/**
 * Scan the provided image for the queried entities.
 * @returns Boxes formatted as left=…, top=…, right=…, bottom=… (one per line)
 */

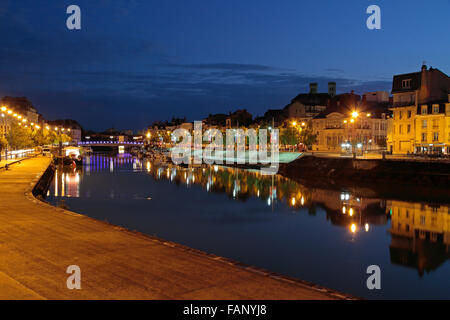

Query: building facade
left=311, top=111, right=388, bottom=152
left=388, top=65, right=450, bottom=154
left=47, top=119, right=83, bottom=143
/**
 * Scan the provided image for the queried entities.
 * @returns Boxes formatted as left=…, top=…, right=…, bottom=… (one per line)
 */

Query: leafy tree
left=6, top=123, right=33, bottom=149
left=32, top=128, right=48, bottom=146
left=54, top=133, right=72, bottom=144
left=299, top=121, right=317, bottom=149
left=0, top=135, right=8, bottom=159
left=280, top=127, right=300, bottom=146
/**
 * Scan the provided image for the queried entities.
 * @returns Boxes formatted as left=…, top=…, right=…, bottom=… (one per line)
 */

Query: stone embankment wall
left=279, top=156, right=450, bottom=201
left=32, top=161, right=55, bottom=198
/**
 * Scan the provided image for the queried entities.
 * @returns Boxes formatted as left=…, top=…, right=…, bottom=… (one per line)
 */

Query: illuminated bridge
left=77, top=141, right=144, bottom=147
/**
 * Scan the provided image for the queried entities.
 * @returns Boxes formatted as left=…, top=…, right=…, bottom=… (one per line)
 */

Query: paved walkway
left=0, top=157, right=349, bottom=300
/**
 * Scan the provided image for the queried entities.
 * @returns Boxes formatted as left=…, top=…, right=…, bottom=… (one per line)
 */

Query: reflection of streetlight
left=350, top=224, right=357, bottom=233
left=365, top=223, right=370, bottom=232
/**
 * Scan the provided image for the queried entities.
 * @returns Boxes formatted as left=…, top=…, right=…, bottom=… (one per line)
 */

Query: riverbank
left=279, top=156, right=450, bottom=202
left=0, top=156, right=350, bottom=300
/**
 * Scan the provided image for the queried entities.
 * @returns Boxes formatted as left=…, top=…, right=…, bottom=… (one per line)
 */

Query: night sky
left=1, top=0, right=449, bottom=131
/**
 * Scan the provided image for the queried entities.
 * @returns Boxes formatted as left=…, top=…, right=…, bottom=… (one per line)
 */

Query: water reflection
left=389, top=201, right=450, bottom=276
left=47, top=154, right=450, bottom=296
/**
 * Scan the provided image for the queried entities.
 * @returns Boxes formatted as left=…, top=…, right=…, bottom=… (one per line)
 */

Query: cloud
left=165, top=63, right=283, bottom=72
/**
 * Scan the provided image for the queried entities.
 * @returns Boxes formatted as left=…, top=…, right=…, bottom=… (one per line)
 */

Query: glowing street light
left=0, top=106, right=6, bottom=112
left=351, top=111, right=359, bottom=118
left=292, top=121, right=297, bottom=127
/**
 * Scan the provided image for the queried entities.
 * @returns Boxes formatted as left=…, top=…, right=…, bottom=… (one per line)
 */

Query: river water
left=46, top=153, right=450, bottom=299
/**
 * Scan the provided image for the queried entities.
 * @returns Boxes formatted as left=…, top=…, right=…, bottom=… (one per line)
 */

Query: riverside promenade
left=0, top=156, right=349, bottom=300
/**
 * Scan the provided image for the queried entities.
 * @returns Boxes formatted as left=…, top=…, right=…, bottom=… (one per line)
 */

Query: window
left=399, top=125, right=403, bottom=134
left=420, top=216, right=426, bottom=225
left=433, top=104, right=439, bottom=114
left=433, top=132, right=439, bottom=141
left=422, top=120, right=427, bottom=128
left=402, top=79, right=412, bottom=89
left=421, top=105, right=428, bottom=115
left=422, top=133, right=427, bottom=142
left=408, top=111, right=412, bottom=118
left=407, top=124, right=411, bottom=133
left=433, top=119, right=438, bottom=128
left=399, top=111, right=403, bottom=119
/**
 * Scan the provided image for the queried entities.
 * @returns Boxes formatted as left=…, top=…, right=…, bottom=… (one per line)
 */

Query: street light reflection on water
left=47, top=153, right=450, bottom=299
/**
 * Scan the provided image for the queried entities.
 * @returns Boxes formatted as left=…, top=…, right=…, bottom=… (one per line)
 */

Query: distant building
left=225, top=109, right=253, bottom=128
left=387, top=65, right=450, bottom=154
left=310, top=91, right=390, bottom=152
left=363, top=91, right=390, bottom=103
left=284, top=82, right=334, bottom=119
left=262, top=82, right=335, bottom=127
left=1, top=97, right=40, bottom=124
left=47, top=119, right=83, bottom=143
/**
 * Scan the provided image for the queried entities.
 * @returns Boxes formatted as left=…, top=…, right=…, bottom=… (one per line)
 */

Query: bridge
left=77, top=141, right=144, bottom=147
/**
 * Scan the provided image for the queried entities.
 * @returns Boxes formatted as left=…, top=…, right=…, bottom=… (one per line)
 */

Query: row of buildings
left=0, top=97, right=83, bottom=143
left=148, top=64, right=450, bottom=155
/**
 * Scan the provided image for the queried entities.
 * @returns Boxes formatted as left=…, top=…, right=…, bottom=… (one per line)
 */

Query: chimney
left=328, top=82, right=336, bottom=97
left=421, top=64, right=427, bottom=72
left=309, top=83, right=318, bottom=94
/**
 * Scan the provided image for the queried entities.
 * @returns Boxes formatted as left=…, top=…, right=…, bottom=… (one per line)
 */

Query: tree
left=6, top=123, right=33, bottom=150
left=280, top=127, right=300, bottom=146
left=54, top=133, right=72, bottom=144
left=0, top=135, right=8, bottom=160
left=299, top=121, right=317, bottom=149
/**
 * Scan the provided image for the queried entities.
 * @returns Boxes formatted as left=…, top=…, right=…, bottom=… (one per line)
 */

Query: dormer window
left=421, top=105, right=428, bottom=115
left=432, top=104, right=439, bottom=114
left=402, top=79, right=412, bottom=89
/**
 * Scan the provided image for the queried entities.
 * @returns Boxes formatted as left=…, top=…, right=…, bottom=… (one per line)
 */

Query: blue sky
left=0, top=0, right=449, bottom=130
